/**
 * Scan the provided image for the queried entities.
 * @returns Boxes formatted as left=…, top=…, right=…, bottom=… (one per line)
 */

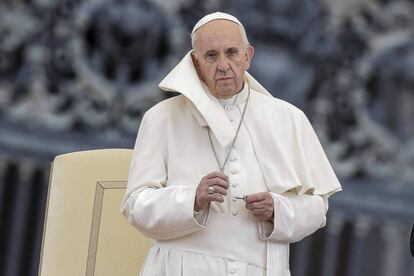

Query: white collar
left=215, top=82, right=249, bottom=107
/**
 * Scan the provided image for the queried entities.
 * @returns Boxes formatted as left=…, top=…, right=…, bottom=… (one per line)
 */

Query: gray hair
left=191, top=23, right=250, bottom=50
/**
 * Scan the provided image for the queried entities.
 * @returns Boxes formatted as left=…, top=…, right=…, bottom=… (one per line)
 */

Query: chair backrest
left=38, top=149, right=152, bottom=276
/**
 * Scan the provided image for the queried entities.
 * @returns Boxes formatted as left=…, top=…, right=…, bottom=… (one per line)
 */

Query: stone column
left=2, top=161, right=36, bottom=276
left=379, top=221, right=406, bottom=276
left=346, top=216, right=371, bottom=276
left=321, top=214, right=345, bottom=276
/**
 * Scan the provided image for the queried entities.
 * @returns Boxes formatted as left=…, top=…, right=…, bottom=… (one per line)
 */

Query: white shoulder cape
left=159, top=51, right=341, bottom=196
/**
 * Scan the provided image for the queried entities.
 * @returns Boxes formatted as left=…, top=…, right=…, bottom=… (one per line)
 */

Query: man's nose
left=217, top=56, right=230, bottom=71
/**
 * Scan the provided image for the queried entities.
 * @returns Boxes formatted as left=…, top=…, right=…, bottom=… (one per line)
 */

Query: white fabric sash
left=153, top=213, right=285, bottom=269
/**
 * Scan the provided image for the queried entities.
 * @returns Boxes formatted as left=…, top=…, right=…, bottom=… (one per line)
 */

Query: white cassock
left=121, top=50, right=342, bottom=276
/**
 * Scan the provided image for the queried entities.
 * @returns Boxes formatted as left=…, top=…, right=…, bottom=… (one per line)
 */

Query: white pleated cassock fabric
left=139, top=85, right=269, bottom=276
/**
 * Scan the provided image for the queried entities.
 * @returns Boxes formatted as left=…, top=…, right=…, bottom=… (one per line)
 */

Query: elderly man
left=122, top=12, right=341, bottom=276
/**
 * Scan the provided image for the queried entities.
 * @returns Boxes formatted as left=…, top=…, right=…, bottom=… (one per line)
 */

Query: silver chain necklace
left=207, top=86, right=251, bottom=173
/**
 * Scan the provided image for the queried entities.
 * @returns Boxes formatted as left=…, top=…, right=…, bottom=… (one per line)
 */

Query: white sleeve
left=121, top=111, right=208, bottom=240
left=258, top=192, right=328, bottom=243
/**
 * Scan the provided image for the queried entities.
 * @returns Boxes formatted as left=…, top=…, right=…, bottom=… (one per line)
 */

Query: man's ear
left=245, top=46, right=254, bottom=70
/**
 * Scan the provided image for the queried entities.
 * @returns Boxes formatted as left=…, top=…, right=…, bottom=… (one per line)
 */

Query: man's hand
left=245, top=192, right=274, bottom=221
left=194, top=171, right=229, bottom=212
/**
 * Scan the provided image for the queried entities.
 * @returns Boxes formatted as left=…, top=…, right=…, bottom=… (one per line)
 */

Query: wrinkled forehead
left=193, top=20, right=243, bottom=51
left=196, top=19, right=240, bottom=36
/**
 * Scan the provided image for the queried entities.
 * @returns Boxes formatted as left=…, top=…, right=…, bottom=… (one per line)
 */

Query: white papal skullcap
left=191, top=12, right=243, bottom=34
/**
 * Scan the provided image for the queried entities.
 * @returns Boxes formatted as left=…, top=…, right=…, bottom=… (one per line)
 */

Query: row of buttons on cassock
left=226, top=104, right=242, bottom=218
left=225, top=103, right=258, bottom=275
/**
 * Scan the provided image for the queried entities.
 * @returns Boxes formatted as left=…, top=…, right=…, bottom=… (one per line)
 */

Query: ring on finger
left=207, top=186, right=215, bottom=194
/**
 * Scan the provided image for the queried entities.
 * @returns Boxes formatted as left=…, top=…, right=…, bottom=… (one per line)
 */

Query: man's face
left=191, top=20, right=254, bottom=99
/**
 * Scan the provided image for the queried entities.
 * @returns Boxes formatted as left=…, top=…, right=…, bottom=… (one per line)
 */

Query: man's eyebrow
left=204, top=50, right=218, bottom=55
left=226, top=47, right=239, bottom=52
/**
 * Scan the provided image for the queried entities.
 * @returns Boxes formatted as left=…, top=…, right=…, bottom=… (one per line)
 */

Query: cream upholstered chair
left=38, top=149, right=152, bottom=276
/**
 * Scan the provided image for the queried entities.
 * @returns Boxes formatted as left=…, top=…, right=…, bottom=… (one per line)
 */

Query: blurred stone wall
left=0, top=0, right=413, bottom=275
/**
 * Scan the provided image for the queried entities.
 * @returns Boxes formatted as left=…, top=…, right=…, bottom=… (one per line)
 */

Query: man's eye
left=227, top=49, right=238, bottom=57
left=206, top=53, right=217, bottom=61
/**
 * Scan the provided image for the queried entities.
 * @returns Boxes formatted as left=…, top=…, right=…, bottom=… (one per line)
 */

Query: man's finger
left=246, top=201, right=271, bottom=210
left=251, top=208, right=268, bottom=215
left=245, top=192, right=272, bottom=204
left=206, top=185, right=227, bottom=196
left=204, top=171, right=229, bottom=181
left=206, top=178, right=229, bottom=189
left=209, top=193, right=224, bottom=203
left=245, top=201, right=261, bottom=210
